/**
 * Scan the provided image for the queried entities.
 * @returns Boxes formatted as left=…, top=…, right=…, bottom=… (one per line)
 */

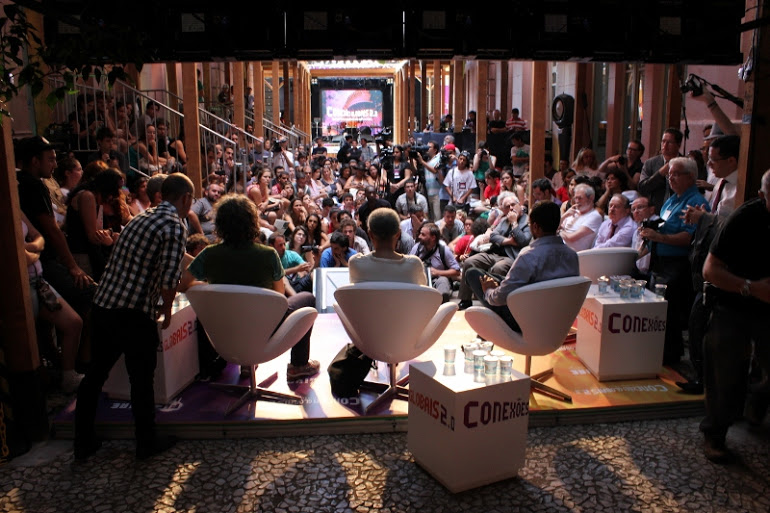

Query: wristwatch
left=740, top=279, right=752, bottom=297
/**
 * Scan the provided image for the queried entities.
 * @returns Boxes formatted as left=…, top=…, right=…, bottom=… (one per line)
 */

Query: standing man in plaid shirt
left=74, top=174, right=194, bottom=461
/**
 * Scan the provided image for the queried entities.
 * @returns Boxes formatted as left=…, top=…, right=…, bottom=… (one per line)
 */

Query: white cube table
left=408, top=360, right=531, bottom=493
left=104, top=294, right=199, bottom=404
left=576, top=284, right=667, bottom=381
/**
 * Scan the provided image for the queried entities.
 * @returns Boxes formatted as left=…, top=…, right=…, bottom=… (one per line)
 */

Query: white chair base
left=212, top=365, right=302, bottom=416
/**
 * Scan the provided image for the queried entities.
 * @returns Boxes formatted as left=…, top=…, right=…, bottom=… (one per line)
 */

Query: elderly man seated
left=592, top=194, right=635, bottom=248
left=559, top=183, right=603, bottom=251
left=457, top=192, right=531, bottom=310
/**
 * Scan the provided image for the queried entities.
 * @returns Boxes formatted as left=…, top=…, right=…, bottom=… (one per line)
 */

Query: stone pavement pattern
left=1, top=417, right=768, bottom=513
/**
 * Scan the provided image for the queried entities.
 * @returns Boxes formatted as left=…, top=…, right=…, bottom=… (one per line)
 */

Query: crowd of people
left=13, top=91, right=769, bottom=466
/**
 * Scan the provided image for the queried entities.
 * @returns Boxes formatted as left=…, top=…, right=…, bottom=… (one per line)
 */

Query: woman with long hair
left=186, top=194, right=320, bottom=380
left=572, top=147, right=600, bottom=177
left=128, top=176, right=151, bottom=216
left=305, top=212, right=329, bottom=253
left=65, top=168, right=123, bottom=280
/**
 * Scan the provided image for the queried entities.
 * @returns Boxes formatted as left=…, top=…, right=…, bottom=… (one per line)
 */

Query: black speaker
left=552, top=94, right=575, bottom=129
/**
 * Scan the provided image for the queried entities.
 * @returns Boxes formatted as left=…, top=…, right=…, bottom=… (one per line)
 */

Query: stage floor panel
left=53, top=312, right=703, bottom=439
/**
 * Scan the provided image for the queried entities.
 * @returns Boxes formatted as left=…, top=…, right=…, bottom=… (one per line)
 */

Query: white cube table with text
left=408, top=360, right=531, bottom=493
left=576, top=285, right=667, bottom=381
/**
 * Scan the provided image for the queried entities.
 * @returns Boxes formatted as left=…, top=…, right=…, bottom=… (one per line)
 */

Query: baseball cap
left=444, top=143, right=456, bottom=151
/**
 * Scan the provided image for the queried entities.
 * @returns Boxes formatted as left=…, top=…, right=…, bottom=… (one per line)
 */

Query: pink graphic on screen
left=322, top=90, right=383, bottom=131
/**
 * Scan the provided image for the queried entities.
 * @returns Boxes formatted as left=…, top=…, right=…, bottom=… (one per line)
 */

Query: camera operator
left=416, top=141, right=444, bottom=221
left=271, top=136, right=295, bottom=175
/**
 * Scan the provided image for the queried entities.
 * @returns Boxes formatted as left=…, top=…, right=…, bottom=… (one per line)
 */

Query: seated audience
left=593, top=194, right=635, bottom=248
left=559, top=183, right=603, bottom=251
left=320, top=231, right=357, bottom=268
left=409, top=222, right=461, bottom=302
left=268, top=232, right=314, bottom=293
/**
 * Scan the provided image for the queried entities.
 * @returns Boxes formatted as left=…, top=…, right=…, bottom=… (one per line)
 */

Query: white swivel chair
left=333, top=282, right=458, bottom=414
left=464, top=276, right=591, bottom=402
left=577, top=247, right=639, bottom=282
left=186, top=284, right=318, bottom=415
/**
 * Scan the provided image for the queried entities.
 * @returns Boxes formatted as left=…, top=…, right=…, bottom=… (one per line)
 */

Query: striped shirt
left=94, top=201, right=187, bottom=318
left=505, top=117, right=528, bottom=132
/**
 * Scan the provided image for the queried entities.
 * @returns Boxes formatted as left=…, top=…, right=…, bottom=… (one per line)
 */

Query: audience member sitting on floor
left=349, top=208, right=426, bottom=285
left=466, top=201, right=580, bottom=332
left=592, top=194, right=635, bottom=248
left=186, top=194, right=320, bottom=381
left=558, top=183, right=603, bottom=251
left=410, top=222, right=461, bottom=302
left=339, top=218, right=370, bottom=256
left=268, top=232, right=314, bottom=294
left=320, top=231, right=357, bottom=268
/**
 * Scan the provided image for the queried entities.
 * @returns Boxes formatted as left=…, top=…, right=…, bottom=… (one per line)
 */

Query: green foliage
left=0, top=3, right=151, bottom=121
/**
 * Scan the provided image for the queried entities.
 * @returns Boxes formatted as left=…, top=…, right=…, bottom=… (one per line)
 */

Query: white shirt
left=561, top=209, right=603, bottom=251
left=712, top=170, right=738, bottom=218
left=443, top=167, right=476, bottom=203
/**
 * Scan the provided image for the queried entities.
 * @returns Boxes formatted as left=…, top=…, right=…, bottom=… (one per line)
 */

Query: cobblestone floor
left=1, top=416, right=768, bottom=513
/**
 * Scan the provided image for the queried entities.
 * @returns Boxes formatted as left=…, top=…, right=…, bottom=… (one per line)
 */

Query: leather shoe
left=703, top=437, right=732, bottom=464
left=457, top=300, right=473, bottom=311
left=676, top=380, right=704, bottom=395
left=136, top=435, right=177, bottom=461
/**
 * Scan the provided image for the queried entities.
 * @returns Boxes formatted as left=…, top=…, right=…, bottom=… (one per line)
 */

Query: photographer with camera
left=639, top=157, right=709, bottom=366
left=598, top=140, right=645, bottom=189
left=271, top=136, right=295, bottom=175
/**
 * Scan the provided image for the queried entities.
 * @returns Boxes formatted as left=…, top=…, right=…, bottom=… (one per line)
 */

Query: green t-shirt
left=188, top=242, right=284, bottom=289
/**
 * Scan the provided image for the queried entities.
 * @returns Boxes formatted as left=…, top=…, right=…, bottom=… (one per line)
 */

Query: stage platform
left=52, top=312, right=703, bottom=440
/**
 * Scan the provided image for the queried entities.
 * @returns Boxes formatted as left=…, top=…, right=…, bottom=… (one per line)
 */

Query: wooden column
left=606, top=63, right=626, bottom=156
left=224, top=63, right=231, bottom=91
left=477, top=61, right=489, bottom=145
left=420, top=61, right=427, bottom=130
left=232, top=62, right=245, bottom=138
left=182, top=63, right=203, bottom=196
left=453, top=59, right=465, bottom=139
left=202, top=63, right=211, bottom=105
left=272, top=60, right=281, bottom=126
left=500, top=60, right=510, bottom=120
left=0, top=110, right=49, bottom=440
left=394, top=70, right=402, bottom=142
left=305, top=69, right=313, bottom=135
left=283, top=60, right=291, bottom=125
left=530, top=61, right=549, bottom=207
left=409, top=60, right=416, bottom=135
left=293, top=61, right=301, bottom=130
left=738, top=0, right=770, bottom=202
left=252, top=62, right=265, bottom=140
left=165, top=63, right=179, bottom=111
left=665, top=65, right=682, bottom=131
left=433, top=60, right=443, bottom=125
left=641, top=63, right=667, bottom=163
left=572, top=63, right=593, bottom=160
left=402, top=68, right=409, bottom=140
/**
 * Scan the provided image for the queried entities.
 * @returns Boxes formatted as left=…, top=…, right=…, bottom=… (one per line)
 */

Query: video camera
left=374, top=127, right=393, bottom=146
left=409, top=144, right=430, bottom=160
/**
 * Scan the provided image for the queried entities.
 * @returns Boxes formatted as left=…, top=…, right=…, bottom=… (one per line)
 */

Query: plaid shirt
left=94, top=201, right=187, bottom=318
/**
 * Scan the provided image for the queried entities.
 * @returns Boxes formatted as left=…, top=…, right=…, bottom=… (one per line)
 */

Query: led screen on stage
left=321, top=89, right=383, bottom=135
